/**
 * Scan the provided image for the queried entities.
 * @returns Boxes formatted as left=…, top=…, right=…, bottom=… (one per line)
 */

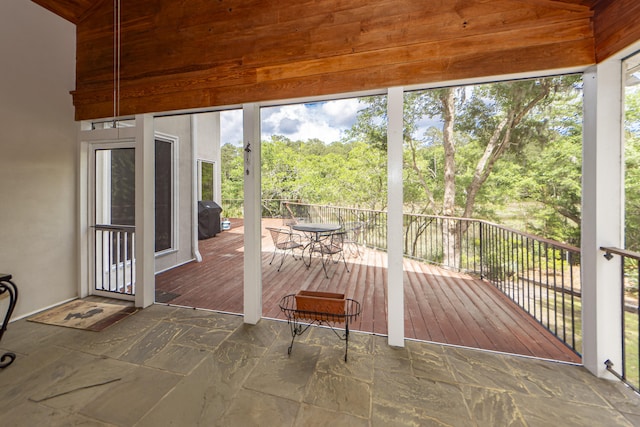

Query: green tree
left=220, top=143, right=244, bottom=216
left=625, top=86, right=640, bottom=251
left=261, top=135, right=302, bottom=204
left=351, top=75, right=583, bottom=265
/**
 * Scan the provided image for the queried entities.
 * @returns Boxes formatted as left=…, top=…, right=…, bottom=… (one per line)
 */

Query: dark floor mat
left=155, top=290, right=180, bottom=304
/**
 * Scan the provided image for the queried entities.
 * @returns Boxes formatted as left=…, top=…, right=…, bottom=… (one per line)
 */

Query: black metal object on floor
left=0, top=273, right=18, bottom=369
left=279, top=293, right=361, bottom=362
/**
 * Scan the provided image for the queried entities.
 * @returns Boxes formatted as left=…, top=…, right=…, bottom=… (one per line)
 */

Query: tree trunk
left=440, top=88, right=460, bottom=268
left=462, top=81, right=551, bottom=220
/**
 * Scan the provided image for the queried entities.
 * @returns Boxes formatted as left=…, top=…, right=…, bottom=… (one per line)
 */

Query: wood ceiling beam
left=30, top=0, right=97, bottom=24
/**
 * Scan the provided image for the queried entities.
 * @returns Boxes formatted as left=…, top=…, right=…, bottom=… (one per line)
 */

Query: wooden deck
left=156, top=218, right=581, bottom=363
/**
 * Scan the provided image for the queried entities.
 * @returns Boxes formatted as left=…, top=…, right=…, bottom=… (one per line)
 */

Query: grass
left=625, top=310, right=640, bottom=388
left=532, top=289, right=639, bottom=390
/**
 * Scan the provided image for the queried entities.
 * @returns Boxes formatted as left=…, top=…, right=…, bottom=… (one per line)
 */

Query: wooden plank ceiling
left=28, top=0, right=640, bottom=121
left=30, top=0, right=603, bottom=24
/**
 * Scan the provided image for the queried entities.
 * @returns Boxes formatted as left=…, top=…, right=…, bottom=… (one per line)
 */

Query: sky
left=220, top=98, right=367, bottom=146
left=219, top=95, right=441, bottom=146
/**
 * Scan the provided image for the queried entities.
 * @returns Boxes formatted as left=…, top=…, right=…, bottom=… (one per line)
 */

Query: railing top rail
left=409, top=212, right=580, bottom=252
left=280, top=202, right=581, bottom=253
left=601, top=246, right=640, bottom=261
left=284, top=201, right=387, bottom=215
left=477, top=219, right=580, bottom=253
left=93, top=224, right=136, bottom=232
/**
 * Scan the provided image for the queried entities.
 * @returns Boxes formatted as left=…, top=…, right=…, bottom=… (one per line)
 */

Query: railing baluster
left=116, top=230, right=122, bottom=293
left=560, top=249, right=566, bottom=343
left=636, top=259, right=640, bottom=388
left=519, top=234, right=525, bottom=311
left=570, top=251, right=576, bottom=350
left=108, top=230, right=113, bottom=291
left=535, top=241, right=541, bottom=325
left=621, top=255, right=627, bottom=381
left=93, top=224, right=136, bottom=296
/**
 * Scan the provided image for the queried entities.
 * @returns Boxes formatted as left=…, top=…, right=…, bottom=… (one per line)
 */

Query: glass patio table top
left=291, top=223, right=341, bottom=236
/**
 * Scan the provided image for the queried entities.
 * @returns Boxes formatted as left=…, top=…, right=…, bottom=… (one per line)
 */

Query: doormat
left=28, top=299, right=138, bottom=332
left=155, top=290, right=180, bottom=304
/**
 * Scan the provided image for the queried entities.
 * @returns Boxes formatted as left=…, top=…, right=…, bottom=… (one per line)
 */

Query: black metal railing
left=479, top=221, right=581, bottom=354
left=287, top=203, right=388, bottom=250
left=93, top=224, right=136, bottom=296
left=600, top=246, right=640, bottom=393
left=220, top=198, right=298, bottom=221
left=403, top=214, right=483, bottom=273
left=284, top=202, right=582, bottom=355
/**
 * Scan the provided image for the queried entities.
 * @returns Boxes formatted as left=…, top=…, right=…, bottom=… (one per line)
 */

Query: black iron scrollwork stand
left=0, top=274, right=18, bottom=369
left=279, top=294, right=361, bottom=362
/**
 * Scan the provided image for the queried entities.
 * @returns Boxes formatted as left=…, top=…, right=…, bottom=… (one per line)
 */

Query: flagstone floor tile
left=1, top=302, right=639, bottom=426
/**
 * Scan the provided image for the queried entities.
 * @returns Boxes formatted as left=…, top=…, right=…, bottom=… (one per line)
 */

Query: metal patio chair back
left=266, top=227, right=304, bottom=271
left=311, top=231, right=350, bottom=278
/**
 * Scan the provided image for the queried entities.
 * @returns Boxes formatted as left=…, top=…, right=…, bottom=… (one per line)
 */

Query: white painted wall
left=195, top=112, right=222, bottom=206
left=0, top=1, right=77, bottom=318
left=154, top=116, right=196, bottom=273
left=153, top=113, right=222, bottom=273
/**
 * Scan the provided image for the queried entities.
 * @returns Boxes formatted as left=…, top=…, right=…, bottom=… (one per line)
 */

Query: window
left=199, top=160, right=215, bottom=201
left=109, top=148, right=135, bottom=226
left=625, top=52, right=640, bottom=252
left=155, top=138, right=176, bottom=253
left=94, top=137, right=177, bottom=256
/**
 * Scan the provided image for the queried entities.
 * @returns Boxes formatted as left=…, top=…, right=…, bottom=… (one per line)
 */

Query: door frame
left=90, top=141, right=136, bottom=300
left=78, top=116, right=155, bottom=307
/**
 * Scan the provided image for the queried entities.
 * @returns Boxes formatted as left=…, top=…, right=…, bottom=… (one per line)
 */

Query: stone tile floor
left=1, top=303, right=639, bottom=426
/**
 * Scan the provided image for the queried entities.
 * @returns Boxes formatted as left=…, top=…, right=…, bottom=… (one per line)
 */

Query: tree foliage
left=221, top=75, right=596, bottom=247
left=625, top=86, right=640, bottom=251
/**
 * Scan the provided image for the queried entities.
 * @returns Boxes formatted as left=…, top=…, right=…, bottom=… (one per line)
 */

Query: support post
left=190, top=115, right=202, bottom=263
left=387, top=86, right=405, bottom=347
left=135, top=114, right=156, bottom=308
left=78, top=122, right=90, bottom=298
left=243, top=103, right=262, bottom=324
left=582, top=60, right=624, bottom=378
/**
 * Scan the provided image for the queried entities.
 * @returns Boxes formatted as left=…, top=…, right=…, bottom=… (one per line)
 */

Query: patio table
left=291, top=223, right=341, bottom=267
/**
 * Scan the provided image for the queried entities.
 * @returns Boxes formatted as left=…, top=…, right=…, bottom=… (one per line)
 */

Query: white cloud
left=322, top=99, right=362, bottom=127
left=220, top=109, right=243, bottom=146
left=219, top=98, right=368, bottom=145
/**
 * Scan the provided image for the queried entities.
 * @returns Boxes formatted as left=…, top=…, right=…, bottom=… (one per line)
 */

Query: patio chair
left=341, top=220, right=364, bottom=258
left=311, top=231, right=350, bottom=278
left=283, top=203, right=306, bottom=229
left=267, top=227, right=304, bottom=271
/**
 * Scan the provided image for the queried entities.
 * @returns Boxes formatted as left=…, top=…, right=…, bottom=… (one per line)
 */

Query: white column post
left=212, top=112, right=222, bottom=206
left=190, top=115, right=203, bottom=262
left=387, top=86, right=405, bottom=347
left=582, top=60, right=624, bottom=378
left=135, top=114, right=156, bottom=308
left=243, top=103, right=262, bottom=324
left=77, top=122, right=91, bottom=299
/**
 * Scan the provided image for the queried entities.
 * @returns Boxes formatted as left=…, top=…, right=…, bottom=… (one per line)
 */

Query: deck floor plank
left=155, top=218, right=581, bottom=363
